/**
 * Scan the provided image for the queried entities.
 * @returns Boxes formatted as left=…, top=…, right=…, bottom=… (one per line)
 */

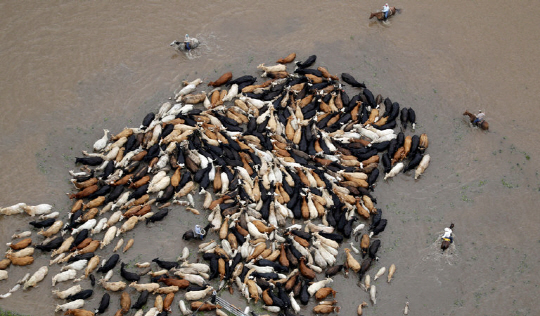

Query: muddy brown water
left=1, top=1, right=539, bottom=315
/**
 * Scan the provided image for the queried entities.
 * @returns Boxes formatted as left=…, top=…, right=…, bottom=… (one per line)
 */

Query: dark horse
left=369, top=7, right=401, bottom=20
left=441, top=238, right=451, bottom=252
left=463, top=110, right=489, bottom=131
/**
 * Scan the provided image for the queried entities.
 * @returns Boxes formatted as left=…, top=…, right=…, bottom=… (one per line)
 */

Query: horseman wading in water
left=382, top=3, right=390, bottom=20
left=473, top=110, right=485, bottom=126
left=184, top=34, right=191, bottom=51
left=442, top=223, right=455, bottom=244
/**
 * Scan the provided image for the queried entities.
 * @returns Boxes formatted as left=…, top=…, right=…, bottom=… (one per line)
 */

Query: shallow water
left=1, top=1, right=539, bottom=315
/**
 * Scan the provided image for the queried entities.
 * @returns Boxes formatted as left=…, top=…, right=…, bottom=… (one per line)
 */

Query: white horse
left=170, top=38, right=200, bottom=51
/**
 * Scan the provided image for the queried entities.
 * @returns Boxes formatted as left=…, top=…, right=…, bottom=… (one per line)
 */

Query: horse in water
left=441, top=238, right=451, bottom=252
left=463, top=110, right=489, bottom=131
left=170, top=38, right=200, bottom=52
left=369, top=7, right=400, bottom=20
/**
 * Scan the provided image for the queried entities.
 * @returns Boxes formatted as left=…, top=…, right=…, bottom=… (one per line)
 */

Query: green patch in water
left=501, top=178, right=515, bottom=188
left=0, top=309, right=28, bottom=316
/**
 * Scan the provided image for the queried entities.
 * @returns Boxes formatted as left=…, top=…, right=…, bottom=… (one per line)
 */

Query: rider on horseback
left=382, top=3, right=390, bottom=20
left=473, top=110, right=485, bottom=126
left=184, top=34, right=191, bottom=51
left=442, top=223, right=455, bottom=243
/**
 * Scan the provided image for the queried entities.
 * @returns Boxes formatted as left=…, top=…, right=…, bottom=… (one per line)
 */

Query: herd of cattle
left=0, top=53, right=429, bottom=315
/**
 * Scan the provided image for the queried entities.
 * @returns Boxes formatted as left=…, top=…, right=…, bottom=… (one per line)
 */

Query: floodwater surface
left=1, top=1, right=539, bottom=315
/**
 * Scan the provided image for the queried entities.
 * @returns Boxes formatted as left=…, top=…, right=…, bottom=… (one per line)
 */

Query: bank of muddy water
left=1, top=1, right=540, bottom=316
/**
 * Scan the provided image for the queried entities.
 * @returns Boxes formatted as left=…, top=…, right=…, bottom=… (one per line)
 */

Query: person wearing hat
left=382, top=3, right=390, bottom=19
left=442, top=223, right=455, bottom=243
left=184, top=34, right=191, bottom=51
left=473, top=110, right=485, bottom=126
